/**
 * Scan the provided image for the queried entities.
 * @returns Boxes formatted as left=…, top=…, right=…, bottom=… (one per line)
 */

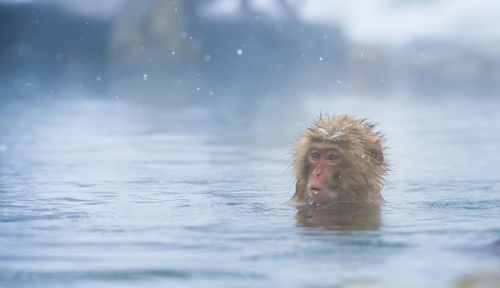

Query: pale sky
left=299, top=0, right=500, bottom=44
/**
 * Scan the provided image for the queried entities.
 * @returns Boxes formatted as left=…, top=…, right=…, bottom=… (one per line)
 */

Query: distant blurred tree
left=110, top=0, right=201, bottom=72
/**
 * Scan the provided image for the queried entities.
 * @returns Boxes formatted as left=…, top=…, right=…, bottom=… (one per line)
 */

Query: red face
left=306, top=143, right=344, bottom=204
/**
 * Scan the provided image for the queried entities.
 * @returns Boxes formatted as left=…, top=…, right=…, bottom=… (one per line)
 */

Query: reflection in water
left=295, top=203, right=381, bottom=230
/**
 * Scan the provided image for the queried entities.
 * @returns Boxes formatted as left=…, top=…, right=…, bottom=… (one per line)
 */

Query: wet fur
left=291, top=115, right=389, bottom=204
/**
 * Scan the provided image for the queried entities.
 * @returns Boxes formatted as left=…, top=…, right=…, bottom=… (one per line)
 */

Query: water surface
left=1, top=94, right=499, bottom=287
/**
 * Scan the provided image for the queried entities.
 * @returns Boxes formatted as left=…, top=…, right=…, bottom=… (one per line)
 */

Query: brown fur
left=291, top=115, right=389, bottom=204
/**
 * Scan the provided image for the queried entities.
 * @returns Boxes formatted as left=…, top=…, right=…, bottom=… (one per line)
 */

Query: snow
left=329, top=131, right=344, bottom=139
left=317, top=128, right=328, bottom=136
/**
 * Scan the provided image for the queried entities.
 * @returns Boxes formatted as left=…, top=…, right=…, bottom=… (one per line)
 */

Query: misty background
left=2, top=0, right=499, bottom=103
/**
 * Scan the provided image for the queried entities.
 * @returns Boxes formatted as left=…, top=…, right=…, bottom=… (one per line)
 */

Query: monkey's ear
left=368, top=140, right=384, bottom=166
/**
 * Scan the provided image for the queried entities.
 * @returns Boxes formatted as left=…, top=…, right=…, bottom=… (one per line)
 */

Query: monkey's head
left=292, top=115, right=388, bottom=206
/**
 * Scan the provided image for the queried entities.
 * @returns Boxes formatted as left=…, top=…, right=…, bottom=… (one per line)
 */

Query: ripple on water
left=1, top=97, right=500, bottom=287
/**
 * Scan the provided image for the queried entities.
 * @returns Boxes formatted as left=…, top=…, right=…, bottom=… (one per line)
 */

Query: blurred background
left=2, top=0, right=499, bottom=103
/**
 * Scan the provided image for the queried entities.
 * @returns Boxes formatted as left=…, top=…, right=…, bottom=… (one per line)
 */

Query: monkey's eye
left=309, top=152, right=320, bottom=160
left=328, top=153, right=339, bottom=161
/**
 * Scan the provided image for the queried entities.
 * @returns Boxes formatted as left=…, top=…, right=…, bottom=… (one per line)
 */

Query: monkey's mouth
left=308, top=187, right=329, bottom=204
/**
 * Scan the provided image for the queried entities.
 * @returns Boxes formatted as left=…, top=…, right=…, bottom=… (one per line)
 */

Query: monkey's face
left=306, top=142, right=344, bottom=205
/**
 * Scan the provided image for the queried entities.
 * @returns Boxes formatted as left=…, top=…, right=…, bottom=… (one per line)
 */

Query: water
left=1, top=94, right=499, bottom=287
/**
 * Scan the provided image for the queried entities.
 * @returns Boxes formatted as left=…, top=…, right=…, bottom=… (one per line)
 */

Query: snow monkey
left=290, top=115, right=388, bottom=207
